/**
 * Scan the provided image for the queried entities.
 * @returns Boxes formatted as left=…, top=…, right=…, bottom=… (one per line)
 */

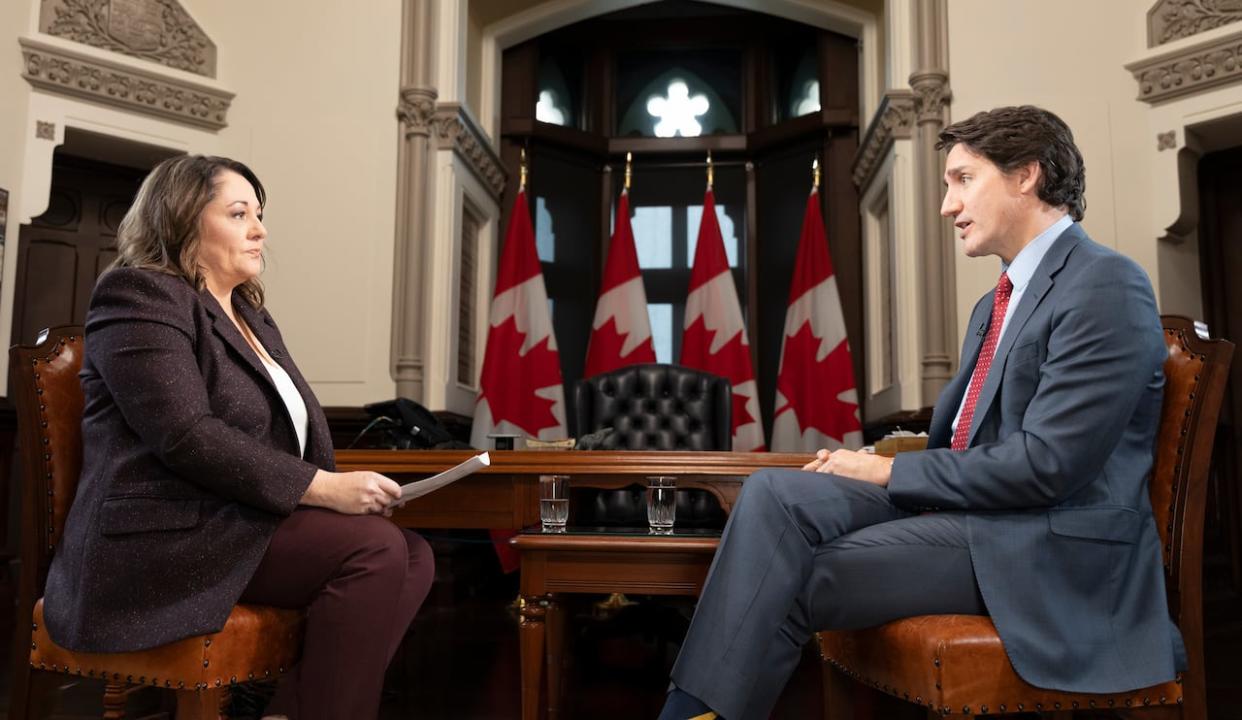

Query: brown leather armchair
left=818, top=315, right=1233, bottom=719
left=10, top=326, right=304, bottom=720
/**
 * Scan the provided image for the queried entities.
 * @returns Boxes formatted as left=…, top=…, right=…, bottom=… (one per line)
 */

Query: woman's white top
left=255, top=341, right=309, bottom=457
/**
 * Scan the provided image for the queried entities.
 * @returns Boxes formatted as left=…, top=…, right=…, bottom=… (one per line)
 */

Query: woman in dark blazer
left=42, top=155, right=433, bottom=720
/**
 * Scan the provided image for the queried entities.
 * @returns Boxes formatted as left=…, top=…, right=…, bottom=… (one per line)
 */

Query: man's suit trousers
left=670, top=469, right=987, bottom=720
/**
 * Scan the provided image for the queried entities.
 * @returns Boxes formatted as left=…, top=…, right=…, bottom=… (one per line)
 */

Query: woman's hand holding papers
left=301, top=470, right=402, bottom=516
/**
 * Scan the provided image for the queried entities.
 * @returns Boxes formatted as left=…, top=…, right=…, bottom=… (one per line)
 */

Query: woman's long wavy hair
left=113, top=155, right=267, bottom=308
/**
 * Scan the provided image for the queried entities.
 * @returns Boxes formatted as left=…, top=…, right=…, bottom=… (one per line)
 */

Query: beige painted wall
left=946, top=0, right=1201, bottom=346
left=0, top=0, right=403, bottom=405
left=188, top=0, right=402, bottom=406
left=0, top=0, right=35, bottom=374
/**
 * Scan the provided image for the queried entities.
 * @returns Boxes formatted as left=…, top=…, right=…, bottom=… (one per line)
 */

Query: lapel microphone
left=270, top=348, right=284, bottom=360
left=976, top=322, right=986, bottom=337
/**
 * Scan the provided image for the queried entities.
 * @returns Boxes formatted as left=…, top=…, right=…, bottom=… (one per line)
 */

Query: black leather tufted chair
left=574, top=363, right=731, bottom=451
left=573, top=364, right=731, bottom=528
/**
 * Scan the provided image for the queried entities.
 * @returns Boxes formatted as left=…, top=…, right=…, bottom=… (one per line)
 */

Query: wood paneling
left=11, top=156, right=145, bottom=345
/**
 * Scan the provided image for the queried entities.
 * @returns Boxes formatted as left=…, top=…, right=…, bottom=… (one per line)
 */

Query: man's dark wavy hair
left=936, top=105, right=1086, bottom=221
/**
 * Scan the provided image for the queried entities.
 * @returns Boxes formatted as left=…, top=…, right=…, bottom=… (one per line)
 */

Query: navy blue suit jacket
left=890, top=224, right=1182, bottom=692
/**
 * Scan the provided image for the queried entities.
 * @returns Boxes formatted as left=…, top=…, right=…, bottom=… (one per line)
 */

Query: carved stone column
left=392, top=0, right=437, bottom=401
left=910, top=0, right=956, bottom=402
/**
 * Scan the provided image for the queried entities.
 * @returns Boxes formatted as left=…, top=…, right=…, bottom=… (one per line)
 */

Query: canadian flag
left=584, top=190, right=656, bottom=376
left=681, top=190, right=765, bottom=452
left=471, top=189, right=567, bottom=449
left=771, top=190, right=862, bottom=451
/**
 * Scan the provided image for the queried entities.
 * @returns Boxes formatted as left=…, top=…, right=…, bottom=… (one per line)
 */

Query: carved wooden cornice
left=39, top=0, right=217, bottom=77
left=852, top=90, right=915, bottom=190
left=19, top=36, right=232, bottom=130
left=1148, top=0, right=1242, bottom=47
left=1126, top=24, right=1242, bottom=104
left=431, top=102, right=506, bottom=200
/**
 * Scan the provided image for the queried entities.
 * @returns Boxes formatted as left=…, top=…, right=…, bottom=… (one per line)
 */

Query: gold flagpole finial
left=812, top=156, right=820, bottom=193
left=519, top=147, right=528, bottom=191
left=706, top=150, right=714, bottom=190
left=624, top=151, right=632, bottom=193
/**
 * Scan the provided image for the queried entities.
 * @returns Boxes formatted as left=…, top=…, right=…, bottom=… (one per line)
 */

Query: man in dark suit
left=659, top=106, right=1181, bottom=720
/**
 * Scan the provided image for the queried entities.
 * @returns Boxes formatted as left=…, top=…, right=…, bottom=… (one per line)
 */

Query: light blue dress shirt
left=950, top=214, right=1074, bottom=437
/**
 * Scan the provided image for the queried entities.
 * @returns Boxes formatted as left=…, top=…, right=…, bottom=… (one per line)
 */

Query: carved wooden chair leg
left=173, top=687, right=228, bottom=720
left=102, top=680, right=128, bottom=719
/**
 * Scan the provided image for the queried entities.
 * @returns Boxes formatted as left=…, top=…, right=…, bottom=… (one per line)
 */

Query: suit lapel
left=965, top=225, right=1084, bottom=446
left=201, top=289, right=275, bottom=390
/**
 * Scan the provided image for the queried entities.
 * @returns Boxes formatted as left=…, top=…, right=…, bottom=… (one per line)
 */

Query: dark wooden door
left=1196, top=144, right=1242, bottom=714
left=11, top=155, right=145, bottom=344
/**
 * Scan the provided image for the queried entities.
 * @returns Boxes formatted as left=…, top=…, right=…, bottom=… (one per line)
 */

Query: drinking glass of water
left=647, top=476, right=676, bottom=534
left=539, top=475, right=569, bottom=531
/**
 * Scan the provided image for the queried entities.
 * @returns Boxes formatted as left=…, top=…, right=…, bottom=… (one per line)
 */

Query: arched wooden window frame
left=497, top=6, right=863, bottom=440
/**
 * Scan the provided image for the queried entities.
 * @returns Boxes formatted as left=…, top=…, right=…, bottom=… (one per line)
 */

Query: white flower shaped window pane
left=647, top=80, right=710, bottom=138
left=618, top=69, right=737, bottom=137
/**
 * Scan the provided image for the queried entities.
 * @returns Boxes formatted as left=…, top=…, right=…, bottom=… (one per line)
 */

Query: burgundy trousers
left=239, top=507, right=435, bottom=719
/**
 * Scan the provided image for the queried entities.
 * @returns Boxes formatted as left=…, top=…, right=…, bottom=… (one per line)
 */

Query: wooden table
left=334, top=449, right=810, bottom=529
left=333, top=450, right=809, bottom=718
left=512, top=529, right=721, bottom=720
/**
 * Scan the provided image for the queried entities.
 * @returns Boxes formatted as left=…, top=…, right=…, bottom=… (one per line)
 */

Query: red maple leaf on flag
left=587, top=317, right=656, bottom=377
left=682, top=316, right=758, bottom=429
left=477, top=315, right=563, bottom=436
left=775, top=323, right=862, bottom=444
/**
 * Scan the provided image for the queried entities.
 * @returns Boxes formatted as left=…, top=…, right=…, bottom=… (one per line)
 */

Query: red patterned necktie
left=951, top=272, right=1014, bottom=451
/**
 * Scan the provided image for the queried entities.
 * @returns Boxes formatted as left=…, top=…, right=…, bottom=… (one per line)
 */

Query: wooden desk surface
left=336, top=449, right=810, bottom=476
left=333, top=449, right=811, bottom=529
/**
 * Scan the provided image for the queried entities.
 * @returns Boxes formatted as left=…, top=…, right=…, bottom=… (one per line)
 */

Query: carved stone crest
left=39, top=0, right=217, bottom=77
left=108, top=0, right=162, bottom=51
left=1149, top=0, right=1242, bottom=47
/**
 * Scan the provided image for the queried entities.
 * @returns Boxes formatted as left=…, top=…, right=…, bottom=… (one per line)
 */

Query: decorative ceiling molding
left=431, top=102, right=506, bottom=200
left=1126, top=24, right=1242, bottom=104
left=39, top=0, right=217, bottom=77
left=20, top=36, right=233, bottom=130
left=1148, top=0, right=1242, bottom=47
left=853, top=90, right=915, bottom=189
